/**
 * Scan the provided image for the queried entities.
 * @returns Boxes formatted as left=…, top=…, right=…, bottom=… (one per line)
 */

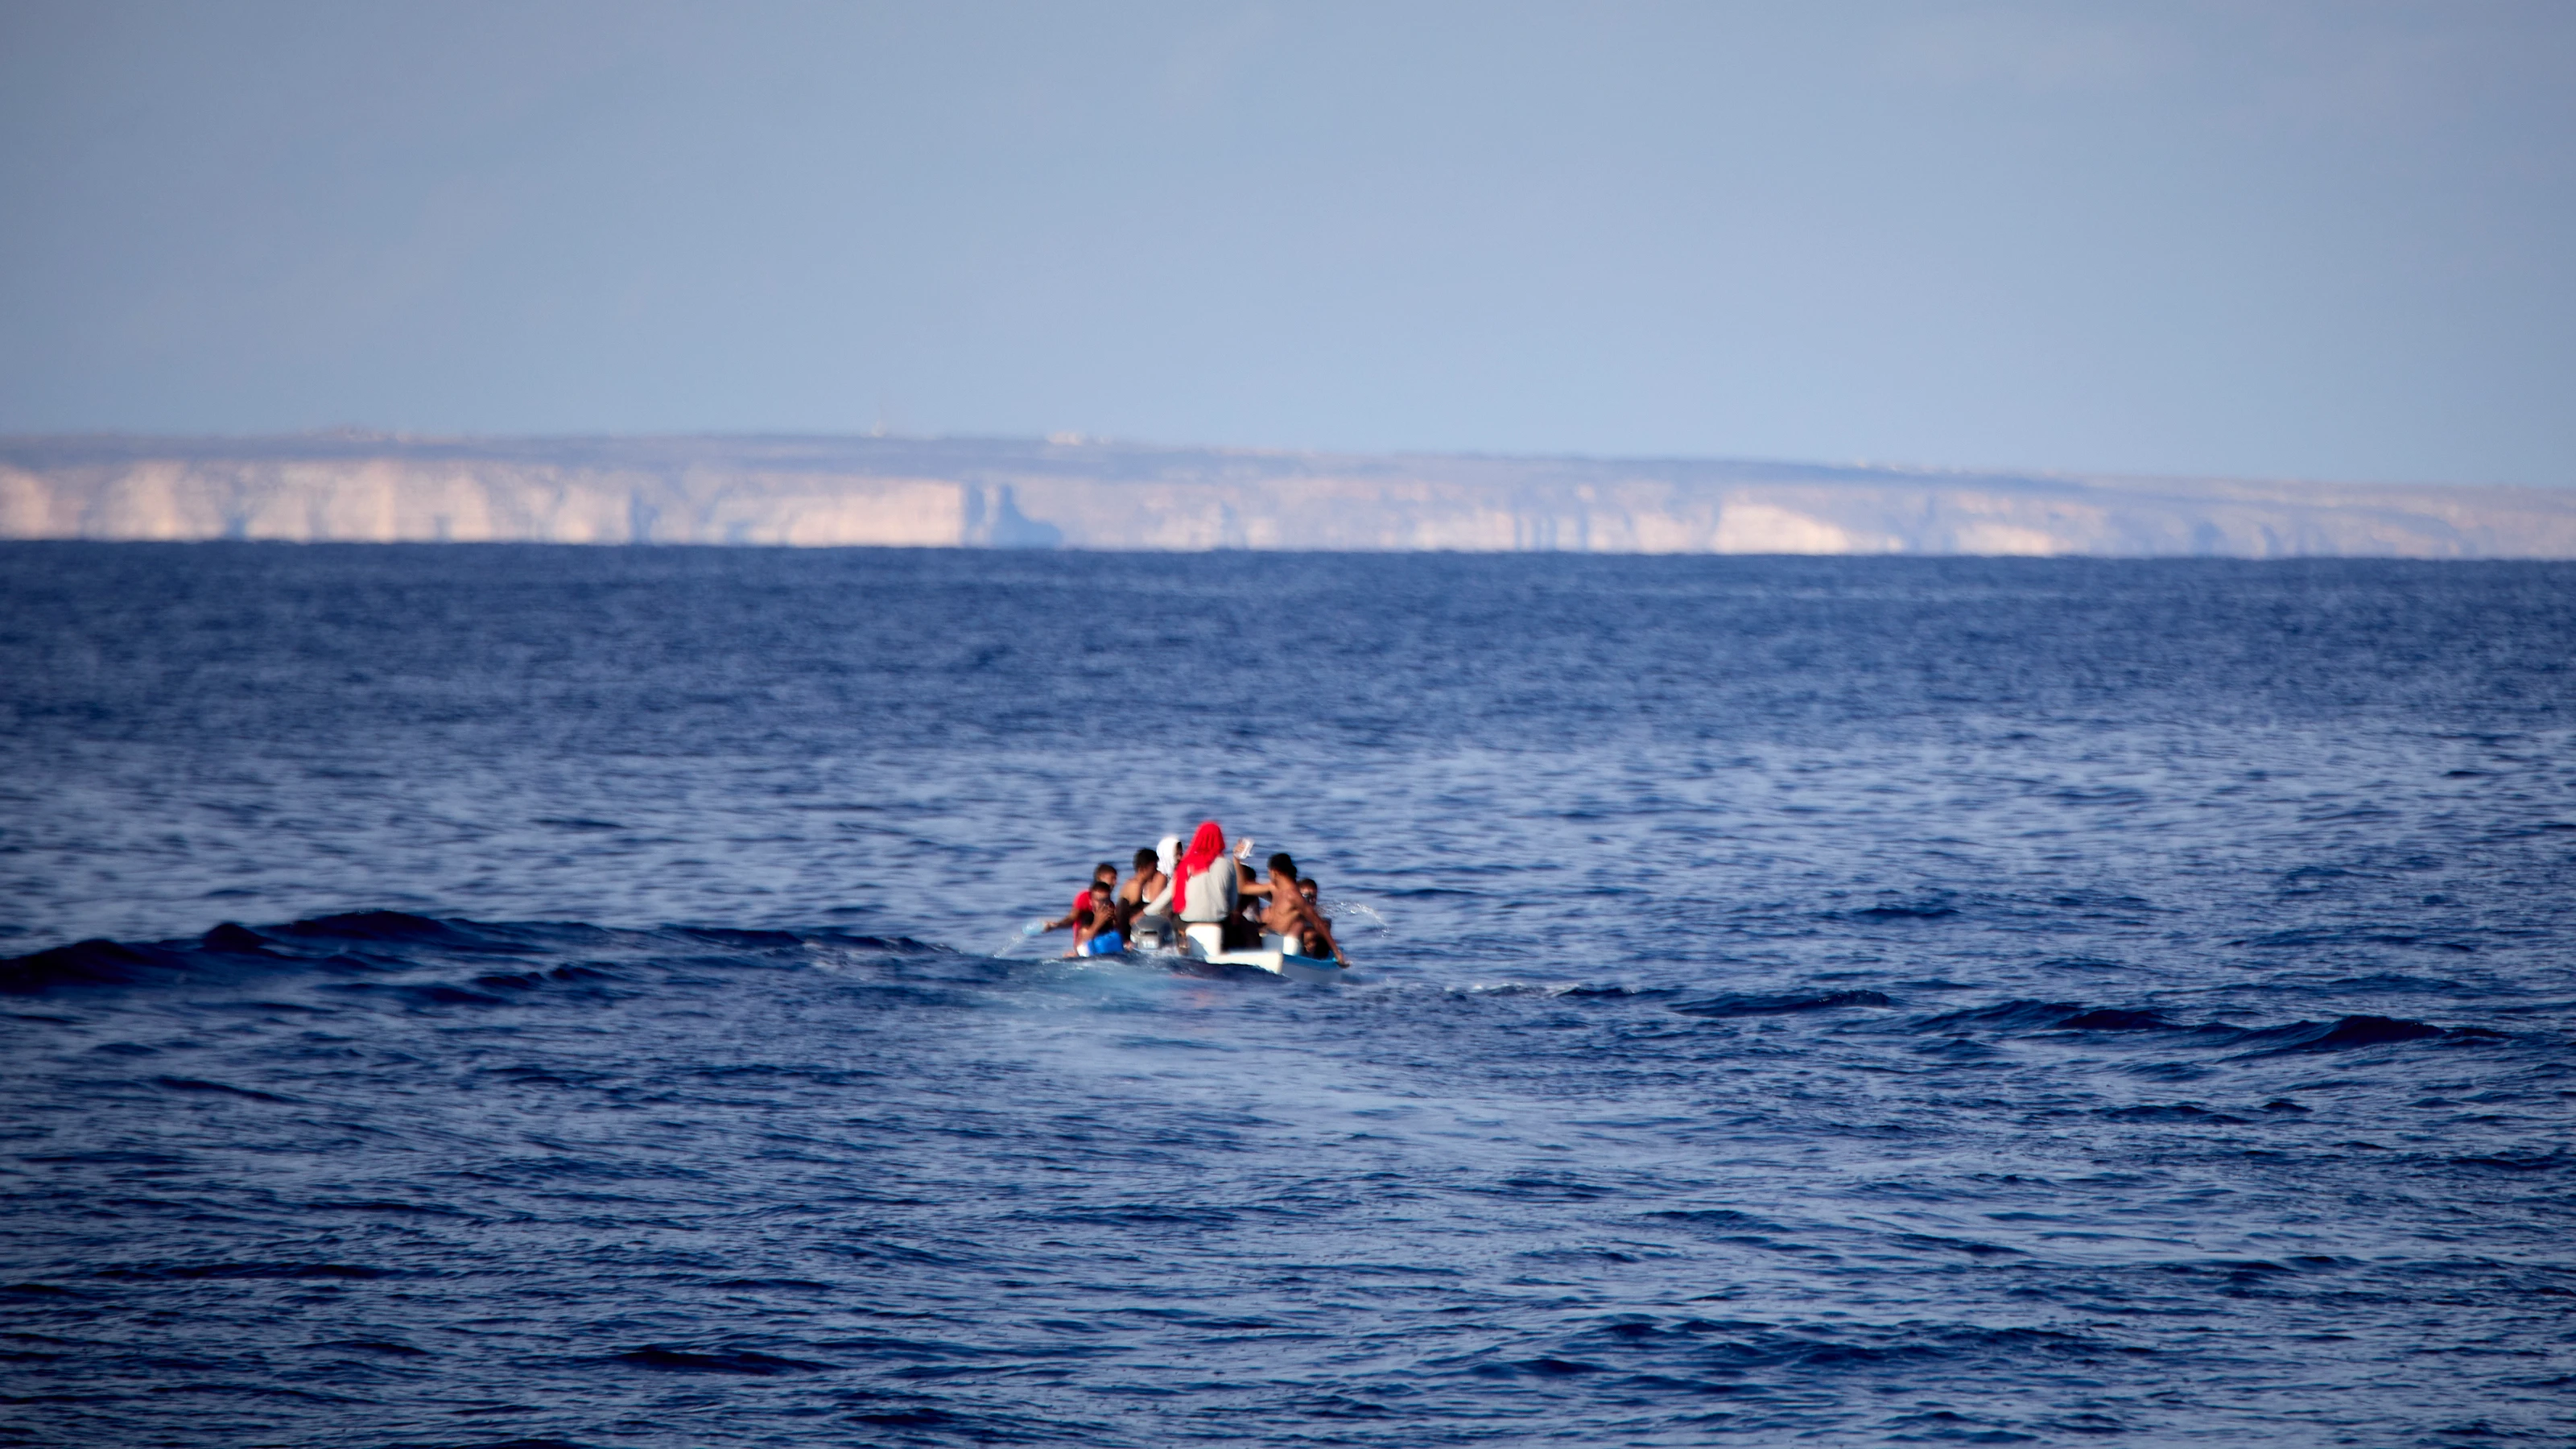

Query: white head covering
left=1156, top=835, right=1181, bottom=877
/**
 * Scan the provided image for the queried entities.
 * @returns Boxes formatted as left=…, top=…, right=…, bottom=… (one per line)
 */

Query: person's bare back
left=1256, top=853, right=1346, bottom=964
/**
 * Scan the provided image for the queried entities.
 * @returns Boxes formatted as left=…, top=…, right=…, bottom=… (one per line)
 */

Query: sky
left=2, top=1, right=2572, bottom=486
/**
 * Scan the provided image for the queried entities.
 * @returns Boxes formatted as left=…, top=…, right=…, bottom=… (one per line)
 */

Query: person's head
left=1299, top=877, right=1319, bottom=902
left=1268, top=852, right=1297, bottom=881
left=1133, top=847, right=1157, bottom=873
left=1093, top=861, right=1117, bottom=886
left=1088, top=880, right=1112, bottom=902
left=1187, top=821, right=1224, bottom=860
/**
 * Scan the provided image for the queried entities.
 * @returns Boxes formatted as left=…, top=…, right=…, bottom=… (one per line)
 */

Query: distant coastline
left=5, top=433, right=2571, bottom=558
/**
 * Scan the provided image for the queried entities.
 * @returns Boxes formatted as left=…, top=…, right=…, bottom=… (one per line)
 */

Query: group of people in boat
left=1038, top=819, right=1349, bottom=967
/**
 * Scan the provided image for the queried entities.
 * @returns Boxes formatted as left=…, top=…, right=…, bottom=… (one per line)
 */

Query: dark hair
left=1267, top=852, right=1296, bottom=878
left=1093, top=861, right=1116, bottom=879
left=1133, top=848, right=1157, bottom=868
left=1299, top=877, right=1319, bottom=894
left=1088, top=880, right=1111, bottom=895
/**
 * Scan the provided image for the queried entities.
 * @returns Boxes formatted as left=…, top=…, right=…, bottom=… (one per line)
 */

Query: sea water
left=1, top=543, right=2570, bottom=1447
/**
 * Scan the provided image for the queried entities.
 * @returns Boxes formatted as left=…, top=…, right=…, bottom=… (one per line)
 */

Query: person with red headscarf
left=1166, top=819, right=1249, bottom=951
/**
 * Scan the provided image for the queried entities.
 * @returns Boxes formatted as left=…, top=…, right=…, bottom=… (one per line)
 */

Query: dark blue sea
left=2, top=543, right=2571, bottom=1447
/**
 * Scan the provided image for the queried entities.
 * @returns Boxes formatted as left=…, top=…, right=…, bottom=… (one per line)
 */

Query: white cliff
left=3, top=434, right=2570, bottom=557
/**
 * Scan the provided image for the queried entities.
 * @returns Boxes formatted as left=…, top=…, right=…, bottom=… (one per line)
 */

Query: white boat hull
left=1179, top=923, right=1347, bottom=981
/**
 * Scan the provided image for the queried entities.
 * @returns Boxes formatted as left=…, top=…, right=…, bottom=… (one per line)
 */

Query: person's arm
left=1042, top=891, right=1092, bottom=931
left=1295, top=895, right=1349, bottom=965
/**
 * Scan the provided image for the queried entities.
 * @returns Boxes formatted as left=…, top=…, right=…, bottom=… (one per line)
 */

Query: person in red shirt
left=1063, top=879, right=1121, bottom=957
left=1042, top=862, right=1118, bottom=937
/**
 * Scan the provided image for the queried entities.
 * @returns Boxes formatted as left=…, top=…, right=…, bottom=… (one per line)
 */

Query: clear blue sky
left=2, top=1, right=2571, bottom=485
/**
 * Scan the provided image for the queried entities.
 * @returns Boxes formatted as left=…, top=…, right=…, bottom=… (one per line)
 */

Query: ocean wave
left=0, top=913, right=950, bottom=1000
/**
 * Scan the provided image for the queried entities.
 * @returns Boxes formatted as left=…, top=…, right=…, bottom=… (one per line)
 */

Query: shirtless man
left=1253, top=852, right=1348, bottom=965
left=1116, top=846, right=1166, bottom=939
left=1234, top=846, right=1292, bottom=912
left=1295, top=877, right=1336, bottom=960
